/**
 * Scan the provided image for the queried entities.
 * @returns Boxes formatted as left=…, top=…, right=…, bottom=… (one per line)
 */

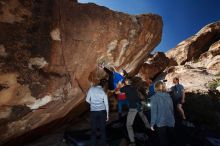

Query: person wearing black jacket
left=119, top=78, right=150, bottom=146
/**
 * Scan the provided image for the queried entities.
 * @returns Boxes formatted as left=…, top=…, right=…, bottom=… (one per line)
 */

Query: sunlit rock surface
left=140, top=23, right=220, bottom=90
left=153, top=22, right=220, bottom=132
left=0, top=0, right=162, bottom=144
left=166, top=21, right=220, bottom=65
left=164, top=65, right=217, bottom=93
left=150, top=21, right=220, bottom=93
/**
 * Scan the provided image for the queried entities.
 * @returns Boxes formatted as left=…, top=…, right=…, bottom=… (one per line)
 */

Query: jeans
left=90, top=110, right=106, bottom=146
left=126, top=108, right=150, bottom=143
left=118, top=99, right=129, bottom=113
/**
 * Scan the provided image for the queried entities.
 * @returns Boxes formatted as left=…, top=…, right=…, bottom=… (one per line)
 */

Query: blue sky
left=79, top=0, right=220, bottom=52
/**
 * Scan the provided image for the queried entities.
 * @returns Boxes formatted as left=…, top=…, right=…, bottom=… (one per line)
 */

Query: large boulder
left=0, top=0, right=162, bottom=144
left=139, top=52, right=176, bottom=81
left=166, top=21, right=220, bottom=65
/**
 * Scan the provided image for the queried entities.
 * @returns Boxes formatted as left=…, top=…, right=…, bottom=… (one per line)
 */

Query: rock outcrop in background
left=140, top=21, right=220, bottom=131
left=166, top=21, right=220, bottom=65
left=0, top=0, right=162, bottom=144
left=139, top=52, right=177, bottom=81
left=164, top=22, right=220, bottom=92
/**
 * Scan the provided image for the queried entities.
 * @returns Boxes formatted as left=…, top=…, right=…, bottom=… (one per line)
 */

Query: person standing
left=120, top=78, right=150, bottom=146
left=86, top=79, right=109, bottom=146
left=115, top=81, right=129, bottom=120
left=150, top=81, right=175, bottom=146
left=171, top=77, right=186, bottom=120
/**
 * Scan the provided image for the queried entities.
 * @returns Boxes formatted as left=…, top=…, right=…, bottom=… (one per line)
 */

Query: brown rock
left=184, top=39, right=220, bottom=75
left=199, top=40, right=220, bottom=74
left=139, top=52, right=176, bottom=80
left=166, top=21, right=220, bottom=65
left=0, top=0, right=162, bottom=144
left=164, top=65, right=217, bottom=93
left=156, top=24, right=220, bottom=93
left=0, top=0, right=31, bottom=24
left=200, top=39, right=220, bottom=59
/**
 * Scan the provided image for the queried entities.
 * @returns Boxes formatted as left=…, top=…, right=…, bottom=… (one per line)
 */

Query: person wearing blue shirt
left=150, top=81, right=175, bottom=146
left=86, top=79, right=109, bottom=146
left=99, top=64, right=124, bottom=91
left=171, top=77, right=186, bottom=120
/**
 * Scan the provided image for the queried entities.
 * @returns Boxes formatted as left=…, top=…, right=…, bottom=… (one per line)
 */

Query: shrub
left=208, top=78, right=220, bottom=90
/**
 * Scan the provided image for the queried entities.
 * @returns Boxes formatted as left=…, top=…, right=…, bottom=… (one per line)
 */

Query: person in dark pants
left=86, top=79, right=109, bottom=146
left=170, top=77, right=186, bottom=120
left=119, top=78, right=150, bottom=146
left=150, top=81, right=176, bottom=146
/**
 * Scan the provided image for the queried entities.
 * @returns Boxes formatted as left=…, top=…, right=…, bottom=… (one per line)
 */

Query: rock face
left=0, top=0, right=162, bottom=144
left=166, top=21, right=220, bottom=65
left=196, top=40, right=220, bottom=75
left=154, top=21, right=220, bottom=93
left=139, top=52, right=176, bottom=81
left=152, top=22, right=220, bottom=131
left=166, top=38, right=220, bottom=92
left=163, top=65, right=217, bottom=93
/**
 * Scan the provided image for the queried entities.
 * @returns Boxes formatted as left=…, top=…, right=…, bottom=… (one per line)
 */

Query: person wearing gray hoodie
left=150, top=81, right=175, bottom=146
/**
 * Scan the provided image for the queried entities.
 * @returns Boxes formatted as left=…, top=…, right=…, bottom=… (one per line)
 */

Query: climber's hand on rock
left=98, top=63, right=104, bottom=69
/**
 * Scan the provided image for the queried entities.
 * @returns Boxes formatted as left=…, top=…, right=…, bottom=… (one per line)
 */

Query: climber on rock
left=98, top=63, right=125, bottom=91
left=99, top=63, right=126, bottom=111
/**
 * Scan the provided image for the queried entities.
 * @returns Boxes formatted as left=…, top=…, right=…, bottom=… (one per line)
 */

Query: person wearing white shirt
left=86, top=79, right=109, bottom=146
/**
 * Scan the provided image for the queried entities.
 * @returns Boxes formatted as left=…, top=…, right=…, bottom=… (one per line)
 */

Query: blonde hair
left=154, top=81, right=166, bottom=92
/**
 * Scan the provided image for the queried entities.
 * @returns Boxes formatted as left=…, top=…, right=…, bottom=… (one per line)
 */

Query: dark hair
left=99, top=79, right=107, bottom=87
left=174, top=77, right=179, bottom=81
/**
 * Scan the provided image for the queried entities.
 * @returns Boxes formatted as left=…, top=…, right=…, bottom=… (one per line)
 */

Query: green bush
left=208, top=78, right=220, bottom=90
